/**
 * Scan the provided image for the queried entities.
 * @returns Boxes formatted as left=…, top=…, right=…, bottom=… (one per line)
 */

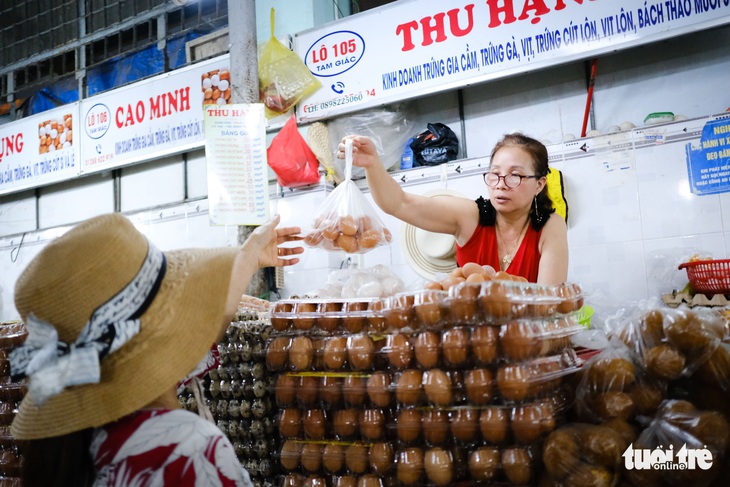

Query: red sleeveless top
left=456, top=223, right=543, bottom=282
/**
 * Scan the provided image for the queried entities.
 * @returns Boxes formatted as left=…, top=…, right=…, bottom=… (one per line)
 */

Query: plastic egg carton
left=445, top=281, right=584, bottom=325
left=269, top=298, right=381, bottom=335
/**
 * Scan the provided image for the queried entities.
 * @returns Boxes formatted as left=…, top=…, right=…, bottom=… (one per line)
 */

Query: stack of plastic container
left=0, top=321, right=27, bottom=487
left=266, top=280, right=585, bottom=486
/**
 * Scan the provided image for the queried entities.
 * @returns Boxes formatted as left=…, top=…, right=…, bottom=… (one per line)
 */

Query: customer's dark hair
left=479, top=133, right=555, bottom=230
left=21, top=429, right=95, bottom=487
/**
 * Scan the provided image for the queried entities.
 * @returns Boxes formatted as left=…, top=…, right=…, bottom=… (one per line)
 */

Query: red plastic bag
left=267, top=115, right=320, bottom=188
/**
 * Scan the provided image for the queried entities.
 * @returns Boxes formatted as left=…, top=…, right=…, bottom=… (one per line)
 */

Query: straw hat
left=11, top=213, right=238, bottom=440
left=401, top=189, right=466, bottom=279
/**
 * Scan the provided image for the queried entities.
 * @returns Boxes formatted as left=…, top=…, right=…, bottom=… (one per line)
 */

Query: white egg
left=619, top=121, right=636, bottom=131
left=218, top=79, right=229, bottom=91
left=357, top=281, right=384, bottom=298
left=202, top=78, right=212, bottom=90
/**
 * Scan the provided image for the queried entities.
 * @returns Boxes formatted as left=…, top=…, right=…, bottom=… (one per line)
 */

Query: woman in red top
left=337, top=133, right=568, bottom=285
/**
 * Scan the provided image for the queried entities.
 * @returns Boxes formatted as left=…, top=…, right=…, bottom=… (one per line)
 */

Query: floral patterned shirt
left=91, top=409, right=253, bottom=487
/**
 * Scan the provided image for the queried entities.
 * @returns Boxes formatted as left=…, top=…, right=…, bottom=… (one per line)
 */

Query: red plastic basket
left=678, top=259, right=730, bottom=295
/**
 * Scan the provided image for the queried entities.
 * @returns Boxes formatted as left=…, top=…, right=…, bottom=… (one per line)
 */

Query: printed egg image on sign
left=304, top=30, right=365, bottom=77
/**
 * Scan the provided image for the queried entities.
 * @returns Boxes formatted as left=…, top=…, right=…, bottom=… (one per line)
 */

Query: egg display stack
left=180, top=301, right=279, bottom=487
left=0, top=321, right=27, bottom=486
left=266, top=280, right=585, bottom=486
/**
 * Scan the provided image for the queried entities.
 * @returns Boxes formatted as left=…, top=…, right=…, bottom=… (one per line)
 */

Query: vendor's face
left=486, top=146, right=545, bottom=213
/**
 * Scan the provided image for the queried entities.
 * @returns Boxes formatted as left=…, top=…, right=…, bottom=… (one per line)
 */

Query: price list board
left=204, top=104, right=269, bottom=225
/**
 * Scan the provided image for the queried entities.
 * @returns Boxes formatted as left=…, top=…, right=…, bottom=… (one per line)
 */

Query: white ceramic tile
left=635, top=141, right=722, bottom=239
left=569, top=241, right=648, bottom=303
left=563, top=152, right=642, bottom=246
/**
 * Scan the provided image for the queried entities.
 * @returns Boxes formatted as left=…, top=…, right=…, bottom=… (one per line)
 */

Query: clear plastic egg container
left=0, top=321, right=27, bottom=349
left=377, top=290, right=450, bottom=333
left=378, top=318, right=583, bottom=372
left=444, top=281, right=583, bottom=325
left=390, top=391, right=569, bottom=449
left=269, top=298, right=379, bottom=335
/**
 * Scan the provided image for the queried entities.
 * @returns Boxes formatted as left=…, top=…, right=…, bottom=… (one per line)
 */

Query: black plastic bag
left=410, top=122, right=459, bottom=166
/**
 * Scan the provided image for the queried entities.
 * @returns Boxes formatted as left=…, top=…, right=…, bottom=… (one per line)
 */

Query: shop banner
left=204, top=104, right=270, bottom=226
left=686, top=117, right=730, bottom=195
left=80, top=55, right=231, bottom=174
left=0, top=104, right=81, bottom=195
left=294, top=0, right=730, bottom=121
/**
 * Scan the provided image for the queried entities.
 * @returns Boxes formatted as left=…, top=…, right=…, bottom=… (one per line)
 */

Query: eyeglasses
left=483, top=172, right=539, bottom=188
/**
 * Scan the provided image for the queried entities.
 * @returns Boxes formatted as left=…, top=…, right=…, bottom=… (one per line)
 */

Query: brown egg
left=497, top=364, right=532, bottom=401
left=397, top=408, right=422, bottom=443
left=266, top=337, right=290, bottom=370
left=441, top=327, right=469, bottom=367
left=422, top=409, right=450, bottom=445
left=275, top=374, right=297, bottom=407
left=414, top=331, right=440, bottom=369
left=303, top=409, right=327, bottom=440
left=397, top=447, right=424, bottom=486
left=324, top=336, right=348, bottom=370
left=422, top=369, right=452, bottom=406
left=345, top=444, right=369, bottom=474
left=468, top=446, right=500, bottom=481
left=294, top=302, right=318, bottom=330
left=347, top=335, right=375, bottom=370
left=359, top=229, right=382, bottom=249
left=356, top=475, right=382, bottom=487
left=386, top=333, right=413, bottom=369
left=336, top=234, right=360, bottom=253
left=369, top=441, right=394, bottom=475
left=300, top=443, right=323, bottom=473
left=450, top=408, right=479, bottom=442
left=280, top=440, right=301, bottom=470
left=323, top=443, right=346, bottom=473
left=479, top=407, right=508, bottom=444
left=339, top=215, right=358, bottom=236
left=319, top=376, right=343, bottom=409
left=501, top=321, right=540, bottom=360
left=297, top=376, right=320, bottom=408
left=333, top=408, right=359, bottom=439
left=304, top=230, right=324, bottom=247
left=322, top=220, right=340, bottom=240
left=342, top=375, right=367, bottom=407
left=366, top=371, right=392, bottom=407
left=502, top=447, right=533, bottom=485
left=424, top=447, right=453, bottom=486
left=385, top=293, right=415, bottom=330
left=289, top=336, right=314, bottom=371
left=279, top=408, right=302, bottom=438
left=318, top=301, right=343, bottom=332
left=395, top=369, right=423, bottom=405
left=343, top=301, right=368, bottom=333
left=464, top=368, right=493, bottom=405
left=367, top=299, right=387, bottom=332
left=359, top=408, right=386, bottom=440
left=271, top=302, right=293, bottom=331
left=461, top=262, right=485, bottom=278
left=510, top=405, right=543, bottom=444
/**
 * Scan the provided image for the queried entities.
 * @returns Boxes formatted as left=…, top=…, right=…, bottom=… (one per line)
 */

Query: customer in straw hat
left=10, top=212, right=303, bottom=486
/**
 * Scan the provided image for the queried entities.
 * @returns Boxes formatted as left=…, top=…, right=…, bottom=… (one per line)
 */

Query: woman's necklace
left=496, top=219, right=529, bottom=268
